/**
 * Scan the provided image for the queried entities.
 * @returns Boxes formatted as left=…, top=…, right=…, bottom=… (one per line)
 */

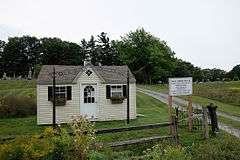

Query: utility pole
left=127, top=70, right=130, bottom=124
left=52, top=67, right=56, bottom=128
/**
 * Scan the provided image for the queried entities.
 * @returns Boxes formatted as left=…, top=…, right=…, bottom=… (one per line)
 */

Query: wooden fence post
left=168, top=95, right=173, bottom=134
left=188, top=95, right=193, bottom=131
left=172, top=116, right=179, bottom=144
left=202, top=107, right=209, bottom=139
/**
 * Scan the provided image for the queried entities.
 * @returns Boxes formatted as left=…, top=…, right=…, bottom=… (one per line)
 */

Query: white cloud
left=0, top=0, right=239, bottom=71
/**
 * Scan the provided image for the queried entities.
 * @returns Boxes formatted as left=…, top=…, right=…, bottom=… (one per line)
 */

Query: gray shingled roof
left=37, top=65, right=136, bottom=85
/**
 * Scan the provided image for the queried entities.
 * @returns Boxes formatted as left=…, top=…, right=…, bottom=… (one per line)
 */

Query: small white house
left=37, top=63, right=136, bottom=125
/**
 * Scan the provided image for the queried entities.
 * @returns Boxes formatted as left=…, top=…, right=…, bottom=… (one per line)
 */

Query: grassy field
left=0, top=80, right=240, bottom=158
left=0, top=80, right=36, bottom=97
left=0, top=91, right=231, bottom=155
left=138, top=81, right=240, bottom=117
left=218, top=116, right=240, bottom=128
left=0, top=92, right=169, bottom=141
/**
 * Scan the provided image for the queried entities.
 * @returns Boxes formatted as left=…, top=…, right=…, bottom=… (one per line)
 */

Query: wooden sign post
left=168, top=95, right=173, bottom=133
left=168, top=77, right=193, bottom=132
left=188, top=95, right=193, bottom=132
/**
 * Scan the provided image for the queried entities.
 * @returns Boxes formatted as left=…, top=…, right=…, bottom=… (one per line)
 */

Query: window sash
left=111, top=85, right=123, bottom=97
left=55, top=86, right=66, bottom=99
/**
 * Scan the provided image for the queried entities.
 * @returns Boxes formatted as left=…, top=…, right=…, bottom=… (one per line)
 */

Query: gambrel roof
left=37, top=65, right=136, bottom=85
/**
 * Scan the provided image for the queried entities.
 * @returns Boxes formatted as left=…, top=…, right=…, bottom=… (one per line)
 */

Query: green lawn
left=138, top=84, right=168, bottom=93
left=0, top=80, right=36, bottom=97
left=0, top=116, right=46, bottom=140
left=138, top=81, right=240, bottom=106
left=190, top=96, right=240, bottom=117
left=0, top=80, right=239, bottom=158
left=138, top=82, right=240, bottom=117
left=218, top=116, right=240, bottom=128
left=0, top=89, right=239, bottom=158
left=0, top=92, right=169, bottom=142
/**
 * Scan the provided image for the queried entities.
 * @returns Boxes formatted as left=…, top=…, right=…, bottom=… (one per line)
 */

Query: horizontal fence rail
left=96, top=122, right=172, bottom=134
left=96, top=118, right=178, bottom=147
left=108, top=135, right=174, bottom=147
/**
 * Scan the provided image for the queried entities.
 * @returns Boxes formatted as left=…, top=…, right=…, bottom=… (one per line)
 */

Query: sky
left=0, top=0, right=239, bottom=71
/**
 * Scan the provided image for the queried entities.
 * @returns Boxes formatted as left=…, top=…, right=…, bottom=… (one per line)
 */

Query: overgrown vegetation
left=0, top=95, right=36, bottom=118
left=1, top=118, right=240, bottom=159
left=0, top=80, right=36, bottom=118
left=0, top=116, right=99, bottom=160
left=143, top=133, right=240, bottom=160
left=193, top=81, right=240, bottom=106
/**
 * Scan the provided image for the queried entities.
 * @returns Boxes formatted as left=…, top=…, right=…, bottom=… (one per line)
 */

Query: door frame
left=80, top=83, right=98, bottom=118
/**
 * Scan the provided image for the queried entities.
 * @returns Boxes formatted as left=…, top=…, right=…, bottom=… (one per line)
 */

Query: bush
left=0, top=116, right=98, bottom=160
left=190, top=134, right=240, bottom=160
left=0, top=135, right=51, bottom=160
left=70, top=115, right=97, bottom=159
left=43, top=127, right=73, bottom=160
left=144, top=141, right=191, bottom=160
left=0, top=95, right=36, bottom=118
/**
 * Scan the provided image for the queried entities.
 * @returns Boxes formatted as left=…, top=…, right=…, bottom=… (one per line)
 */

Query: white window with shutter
left=55, top=86, right=66, bottom=99
left=111, top=85, right=123, bottom=97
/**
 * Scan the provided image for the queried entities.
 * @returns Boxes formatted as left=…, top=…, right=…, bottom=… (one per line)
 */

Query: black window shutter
left=67, top=86, right=72, bottom=100
left=123, top=85, right=127, bottom=97
left=106, top=85, right=111, bottom=99
left=48, top=86, right=53, bottom=101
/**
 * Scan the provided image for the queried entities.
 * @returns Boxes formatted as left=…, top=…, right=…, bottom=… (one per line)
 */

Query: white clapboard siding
left=97, top=83, right=136, bottom=121
left=37, top=67, right=136, bottom=125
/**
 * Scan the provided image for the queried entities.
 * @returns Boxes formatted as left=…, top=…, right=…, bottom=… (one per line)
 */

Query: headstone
left=28, top=70, right=32, bottom=80
left=17, top=75, right=22, bottom=80
left=3, top=72, right=7, bottom=80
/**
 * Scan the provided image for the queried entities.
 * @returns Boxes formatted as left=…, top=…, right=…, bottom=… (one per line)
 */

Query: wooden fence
left=176, top=107, right=204, bottom=130
left=96, top=116, right=178, bottom=147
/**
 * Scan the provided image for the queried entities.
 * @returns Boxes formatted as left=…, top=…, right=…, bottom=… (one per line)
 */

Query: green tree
left=40, top=38, right=84, bottom=65
left=1, top=36, right=41, bottom=77
left=0, top=40, right=6, bottom=77
left=228, top=64, right=240, bottom=80
left=172, top=59, right=193, bottom=77
left=96, top=32, right=119, bottom=65
left=82, top=33, right=119, bottom=66
left=116, top=28, right=175, bottom=83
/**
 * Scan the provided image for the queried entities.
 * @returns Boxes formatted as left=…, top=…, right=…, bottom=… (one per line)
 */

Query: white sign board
left=169, top=77, right=192, bottom=96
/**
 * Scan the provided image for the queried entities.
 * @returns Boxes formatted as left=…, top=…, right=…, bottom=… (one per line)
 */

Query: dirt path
left=137, top=88, right=240, bottom=138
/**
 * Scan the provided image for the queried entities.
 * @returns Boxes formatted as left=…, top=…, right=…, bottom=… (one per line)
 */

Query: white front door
left=80, top=84, right=97, bottom=118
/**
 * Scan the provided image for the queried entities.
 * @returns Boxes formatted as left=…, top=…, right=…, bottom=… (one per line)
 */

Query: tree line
left=0, top=28, right=239, bottom=83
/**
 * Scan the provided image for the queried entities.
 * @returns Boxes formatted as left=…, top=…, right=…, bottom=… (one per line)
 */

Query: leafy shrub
left=0, top=135, right=51, bottom=160
left=0, top=116, right=98, bottom=160
left=43, top=127, right=73, bottom=160
left=190, top=134, right=240, bottom=160
left=144, top=141, right=191, bottom=160
left=0, top=95, right=36, bottom=118
left=70, top=115, right=97, bottom=159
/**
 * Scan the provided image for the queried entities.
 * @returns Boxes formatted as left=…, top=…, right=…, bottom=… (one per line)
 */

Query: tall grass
left=0, top=80, right=37, bottom=118
left=138, top=81, right=240, bottom=106
left=0, top=95, right=36, bottom=118
left=193, top=81, right=240, bottom=106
